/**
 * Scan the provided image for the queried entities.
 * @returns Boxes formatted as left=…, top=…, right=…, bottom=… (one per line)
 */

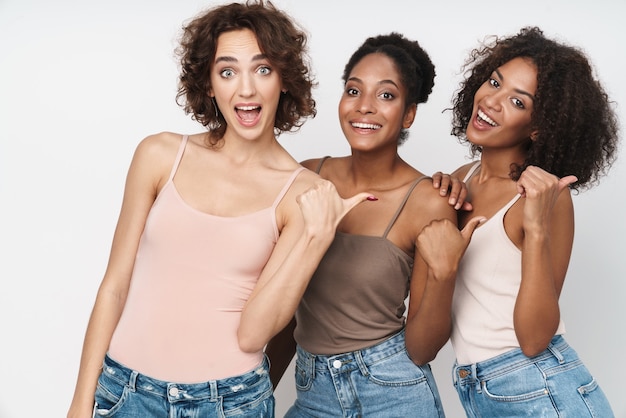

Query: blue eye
left=258, top=66, right=271, bottom=75
left=220, top=68, right=234, bottom=78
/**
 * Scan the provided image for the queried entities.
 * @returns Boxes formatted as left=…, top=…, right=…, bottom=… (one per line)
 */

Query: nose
left=482, top=89, right=504, bottom=111
left=238, top=73, right=256, bottom=98
left=356, top=94, right=376, bottom=114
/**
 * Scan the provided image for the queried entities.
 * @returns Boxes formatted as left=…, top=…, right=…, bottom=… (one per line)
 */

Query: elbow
left=518, top=336, right=552, bottom=358
left=237, top=329, right=265, bottom=353
left=411, top=353, right=435, bottom=366
left=406, top=344, right=437, bottom=366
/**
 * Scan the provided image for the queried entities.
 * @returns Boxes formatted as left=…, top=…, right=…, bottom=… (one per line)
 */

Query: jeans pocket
left=221, top=384, right=274, bottom=417
left=481, top=363, right=549, bottom=402
left=294, top=359, right=313, bottom=391
left=93, top=371, right=129, bottom=416
left=365, top=349, right=427, bottom=387
left=578, top=378, right=614, bottom=417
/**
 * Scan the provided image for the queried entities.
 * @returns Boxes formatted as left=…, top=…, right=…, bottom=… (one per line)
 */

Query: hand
left=516, top=166, right=577, bottom=232
left=416, top=216, right=485, bottom=280
left=432, top=171, right=472, bottom=211
left=296, top=179, right=375, bottom=238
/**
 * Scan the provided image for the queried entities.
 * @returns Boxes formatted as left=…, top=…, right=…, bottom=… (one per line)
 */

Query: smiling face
left=466, top=56, right=538, bottom=152
left=338, top=52, right=416, bottom=152
left=210, top=29, right=283, bottom=142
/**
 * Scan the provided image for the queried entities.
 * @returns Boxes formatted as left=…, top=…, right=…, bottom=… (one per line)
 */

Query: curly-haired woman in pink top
left=66, top=2, right=371, bottom=417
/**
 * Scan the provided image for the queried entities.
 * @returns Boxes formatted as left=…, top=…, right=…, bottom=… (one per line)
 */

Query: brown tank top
left=293, top=157, right=428, bottom=354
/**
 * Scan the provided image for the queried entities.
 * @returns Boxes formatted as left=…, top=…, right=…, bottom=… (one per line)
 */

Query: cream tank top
left=450, top=162, right=566, bottom=365
left=109, top=135, right=305, bottom=382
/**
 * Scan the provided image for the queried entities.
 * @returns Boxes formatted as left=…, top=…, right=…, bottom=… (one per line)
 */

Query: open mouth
left=477, top=109, right=497, bottom=127
left=236, top=105, right=261, bottom=122
left=351, top=122, right=382, bottom=131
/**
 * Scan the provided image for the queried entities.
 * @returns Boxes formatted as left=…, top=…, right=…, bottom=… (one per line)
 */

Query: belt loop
left=355, top=351, right=368, bottom=376
left=128, top=371, right=138, bottom=392
left=451, top=363, right=459, bottom=385
left=548, top=342, right=565, bottom=364
left=471, top=364, right=481, bottom=393
left=209, top=380, right=218, bottom=401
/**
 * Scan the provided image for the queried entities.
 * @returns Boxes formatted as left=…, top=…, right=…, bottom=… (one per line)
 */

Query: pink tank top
left=109, top=135, right=305, bottom=382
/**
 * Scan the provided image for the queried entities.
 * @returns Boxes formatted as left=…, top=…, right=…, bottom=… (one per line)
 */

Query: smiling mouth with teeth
left=351, top=122, right=382, bottom=130
left=477, top=109, right=498, bottom=127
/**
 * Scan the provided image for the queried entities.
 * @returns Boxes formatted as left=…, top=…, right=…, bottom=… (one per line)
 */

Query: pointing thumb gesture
left=297, top=179, right=376, bottom=236
left=417, top=216, right=486, bottom=281
left=461, top=216, right=487, bottom=243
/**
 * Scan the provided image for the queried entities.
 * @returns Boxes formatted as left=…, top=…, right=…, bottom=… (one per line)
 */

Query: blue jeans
left=453, top=335, right=613, bottom=417
left=285, top=330, right=445, bottom=417
left=94, top=354, right=274, bottom=417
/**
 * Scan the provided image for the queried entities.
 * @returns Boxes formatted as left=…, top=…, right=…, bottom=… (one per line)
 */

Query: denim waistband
left=453, top=335, right=570, bottom=383
left=102, top=353, right=270, bottom=401
left=296, top=329, right=406, bottom=373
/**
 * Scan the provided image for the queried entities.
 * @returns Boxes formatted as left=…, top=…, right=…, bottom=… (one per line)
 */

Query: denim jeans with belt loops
left=453, top=335, right=614, bottom=417
left=94, top=353, right=274, bottom=417
left=285, top=330, right=445, bottom=418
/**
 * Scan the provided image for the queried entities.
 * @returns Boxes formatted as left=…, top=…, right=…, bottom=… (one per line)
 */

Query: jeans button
left=332, top=360, right=342, bottom=369
left=458, top=369, right=469, bottom=378
left=169, top=387, right=179, bottom=396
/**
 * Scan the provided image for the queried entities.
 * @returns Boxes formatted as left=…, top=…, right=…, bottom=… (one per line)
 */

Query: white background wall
left=1, top=1, right=624, bottom=417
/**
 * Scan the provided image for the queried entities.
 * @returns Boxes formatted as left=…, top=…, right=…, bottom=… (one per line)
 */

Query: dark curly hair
left=175, top=0, right=316, bottom=145
left=342, top=32, right=436, bottom=145
left=451, top=26, right=619, bottom=190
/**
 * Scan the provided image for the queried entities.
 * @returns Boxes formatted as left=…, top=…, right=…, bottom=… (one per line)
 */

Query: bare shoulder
left=129, top=132, right=186, bottom=190
left=453, top=161, right=479, bottom=180
left=300, top=158, right=322, bottom=171
left=135, top=131, right=184, bottom=158
left=409, top=177, right=458, bottom=220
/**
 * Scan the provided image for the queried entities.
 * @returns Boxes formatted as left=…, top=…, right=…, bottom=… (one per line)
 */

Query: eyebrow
left=494, top=69, right=536, bottom=101
left=347, top=76, right=400, bottom=90
left=215, top=53, right=267, bottom=65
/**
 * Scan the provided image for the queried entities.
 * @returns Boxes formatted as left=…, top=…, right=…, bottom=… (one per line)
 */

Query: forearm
left=238, top=233, right=332, bottom=353
left=514, top=232, right=560, bottom=356
left=68, top=290, right=126, bottom=417
left=265, top=318, right=297, bottom=388
left=405, top=271, right=455, bottom=365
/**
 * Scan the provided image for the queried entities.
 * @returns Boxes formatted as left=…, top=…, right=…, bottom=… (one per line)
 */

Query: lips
left=350, top=121, right=382, bottom=130
left=477, top=109, right=497, bottom=127
left=236, top=105, right=261, bottom=122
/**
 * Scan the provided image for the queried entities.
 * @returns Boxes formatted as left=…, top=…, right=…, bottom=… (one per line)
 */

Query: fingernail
left=367, top=196, right=378, bottom=201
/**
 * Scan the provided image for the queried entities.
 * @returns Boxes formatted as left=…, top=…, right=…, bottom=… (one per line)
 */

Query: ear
left=402, top=103, right=417, bottom=129
left=530, top=130, right=539, bottom=141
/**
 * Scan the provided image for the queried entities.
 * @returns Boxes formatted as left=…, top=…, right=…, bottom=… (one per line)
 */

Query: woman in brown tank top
left=267, top=33, right=469, bottom=418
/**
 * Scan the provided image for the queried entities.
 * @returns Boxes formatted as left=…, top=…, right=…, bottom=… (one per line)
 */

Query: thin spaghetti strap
left=462, top=161, right=481, bottom=183
left=382, top=176, right=430, bottom=238
left=314, top=156, right=331, bottom=174
left=271, top=166, right=306, bottom=210
left=168, top=135, right=189, bottom=182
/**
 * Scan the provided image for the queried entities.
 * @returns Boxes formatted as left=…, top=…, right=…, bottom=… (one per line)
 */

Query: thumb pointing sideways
left=461, top=216, right=487, bottom=242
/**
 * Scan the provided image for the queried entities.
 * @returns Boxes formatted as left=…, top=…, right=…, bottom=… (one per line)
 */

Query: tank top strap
left=168, top=135, right=189, bottom=182
left=271, top=166, right=306, bottom=210
left=383, top=176, right=430, bottom=238
left=462, top=161, right=481, bottom=183
left=314, top=156, right=332, bottom=174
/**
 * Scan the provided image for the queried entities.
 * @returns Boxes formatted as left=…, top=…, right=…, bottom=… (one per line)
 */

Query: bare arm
left=513, top=166, right=576, bottom=356
left=405, top=189, right=485, bottom=365
left=238, top=179, right=373, bottom=353
left=67, top=135, right=172, bottom=418
left=265, top=318, right=297, bottom=389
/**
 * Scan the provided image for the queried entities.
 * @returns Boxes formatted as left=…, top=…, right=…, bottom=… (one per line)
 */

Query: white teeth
left=351, top=122, right=381, bottom=130
left=237, top=105, right=259, bottom=111
left=477, top=109, right=497, bottom=127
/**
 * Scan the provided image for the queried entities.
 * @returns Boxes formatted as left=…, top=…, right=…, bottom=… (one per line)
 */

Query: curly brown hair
left=175, top=0, right=316, bottom=145
left=342, top=33, right=436, bottom=145
left=451, top=26, right=619, bottom=190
